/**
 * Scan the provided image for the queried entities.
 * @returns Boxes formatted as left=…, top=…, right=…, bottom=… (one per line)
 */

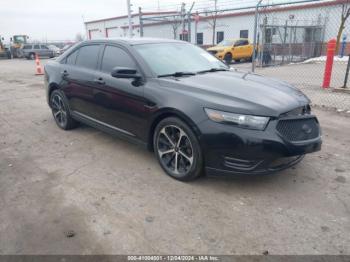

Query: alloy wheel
left=156, top=125, right=194, bottom=176
left=51, top=94, right=67, bottom=128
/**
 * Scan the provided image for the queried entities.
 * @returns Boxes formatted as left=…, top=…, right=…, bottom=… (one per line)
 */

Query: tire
left=234, top=59, right=240, bottom=63
left=224, top=53, right=232, bottom=64
left=50, top=89, right=78, bottom=130
left=153, top=117, right=203, bottom=181
left=29, top=53, right=35, bottom=60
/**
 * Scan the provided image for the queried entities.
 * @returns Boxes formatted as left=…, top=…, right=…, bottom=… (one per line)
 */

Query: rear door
left=33, top=44, right=41, bottom=56
left=40, top=45, right=51, bottom=57
left=92, top=44, right=147, bottom=139
left=60, top=44, right=103, bottom=118
left=240, top=40, right=251, bottom=58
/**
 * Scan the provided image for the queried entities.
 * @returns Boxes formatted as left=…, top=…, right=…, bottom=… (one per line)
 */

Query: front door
left=91, top=44, right=147, bottom=140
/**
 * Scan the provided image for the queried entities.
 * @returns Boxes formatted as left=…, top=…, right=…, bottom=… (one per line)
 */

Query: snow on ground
left=300, top=56, right=349, bottom=64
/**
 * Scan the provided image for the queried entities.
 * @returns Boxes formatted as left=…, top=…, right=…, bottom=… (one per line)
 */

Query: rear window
left=75, top=45, right=100, bottom=70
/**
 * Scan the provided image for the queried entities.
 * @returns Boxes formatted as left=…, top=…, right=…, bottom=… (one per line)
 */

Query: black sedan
left=44, top=38, right=321, bottom=181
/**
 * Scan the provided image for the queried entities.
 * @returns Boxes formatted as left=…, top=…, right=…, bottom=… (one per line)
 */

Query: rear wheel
left=224, top=53, right=232, bottom=64
left=50, top=90, right=78, bottom=130
left=153, top=117, right=203, bottom=181
left=29, top=53, right=35, bottom=60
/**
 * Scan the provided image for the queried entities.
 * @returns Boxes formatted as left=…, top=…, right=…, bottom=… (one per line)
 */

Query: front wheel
left=153, top=117, right=203, bottom=181
left=224, top=53, right=232, bottom=64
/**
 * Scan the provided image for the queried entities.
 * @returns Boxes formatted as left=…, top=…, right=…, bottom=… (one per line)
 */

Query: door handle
left=94, top=77, right=105, bottom=85
left=62, top=70, right=69, bottom=77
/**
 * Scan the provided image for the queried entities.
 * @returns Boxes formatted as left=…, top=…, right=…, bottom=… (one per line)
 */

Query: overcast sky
left=0, top=0, right=211, bottom=41
left=0, top=0, right=293, bottom=41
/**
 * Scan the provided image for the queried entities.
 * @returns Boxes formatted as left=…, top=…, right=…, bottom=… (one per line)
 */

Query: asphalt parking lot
left=0, top=59, right=350, bottom=255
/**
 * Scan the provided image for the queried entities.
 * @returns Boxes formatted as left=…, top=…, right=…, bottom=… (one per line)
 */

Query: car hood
left=157, top=70, right=310, bottom=117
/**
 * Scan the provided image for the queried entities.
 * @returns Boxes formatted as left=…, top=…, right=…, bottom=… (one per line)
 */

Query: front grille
left=208, top=50, right=218, bottom=55
left=276, top=117, right=320, bottom=142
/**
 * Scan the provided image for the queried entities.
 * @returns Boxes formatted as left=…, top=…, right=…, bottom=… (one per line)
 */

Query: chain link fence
left=253, top=0, right=350, bottom=111
left=139, top=0, right=350, bottom=111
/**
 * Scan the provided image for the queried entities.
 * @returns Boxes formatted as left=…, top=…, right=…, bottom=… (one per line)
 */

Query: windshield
left=217, top=40, right=234, bottom=46
left=14, top=36, right=26, bottom=43
left=134, top=43, right=228, bottom=76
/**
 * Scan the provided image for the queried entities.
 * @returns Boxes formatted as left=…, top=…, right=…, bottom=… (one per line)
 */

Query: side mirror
left=111, top=67, right=141, bottom=80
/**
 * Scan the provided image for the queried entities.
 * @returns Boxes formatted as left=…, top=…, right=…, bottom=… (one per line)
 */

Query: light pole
left=127, top=0, right=133, bottom=38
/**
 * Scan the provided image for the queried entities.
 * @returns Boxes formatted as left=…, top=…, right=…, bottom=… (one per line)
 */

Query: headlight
left=204, top=108, right=270, bottom=130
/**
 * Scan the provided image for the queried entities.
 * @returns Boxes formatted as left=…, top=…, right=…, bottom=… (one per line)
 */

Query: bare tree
left=168, top=15, right=182, bottom=39
left=75, top=33, right=84, bottom=42
left=336, top=0, right=350, bottom=53
left=207, top=0, right=219, bottom=45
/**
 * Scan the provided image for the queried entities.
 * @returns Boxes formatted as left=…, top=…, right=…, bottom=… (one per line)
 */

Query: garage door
left=106, top=27, right=119, bottom=38
left=89, top=29, right=104, bottom=40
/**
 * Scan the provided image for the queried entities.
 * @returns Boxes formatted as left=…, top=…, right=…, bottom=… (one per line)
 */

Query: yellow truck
left=0, top=36, right=12, bottom=59
left=207, top=38, right=254, bottom=64
left=10, top=35, right=29, bottom=58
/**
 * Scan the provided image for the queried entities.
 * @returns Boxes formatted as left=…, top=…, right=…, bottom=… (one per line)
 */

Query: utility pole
left=127, top=0, right=133, bottom=38
left=252, top=0, right=263, bottom=72
left=181, top=2, right=186, bottom=41
left=139, top=7, right=144, bottom=37
left=187, top=2, right=195, bottom=43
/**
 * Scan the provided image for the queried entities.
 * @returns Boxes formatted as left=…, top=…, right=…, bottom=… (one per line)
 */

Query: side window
left=241, top=40, right=249, bottom=46
left=75, top=45, right=100, bottom=70
left=66, top=49, right=79, bottom=65
left=101, top=45, right=136, bottom=73
left=234, top=40, right=243, bottom=47
left=240, top=30, right=249, bottom=39
left=23, top=45, right=31, bottom=49
left=41, top=45, right=49, bottom=49
left=196, top=33, right=203, bottom=45
left=34, top=44, right=40, bottom=49
left=216, top=31, right=224, bottom=44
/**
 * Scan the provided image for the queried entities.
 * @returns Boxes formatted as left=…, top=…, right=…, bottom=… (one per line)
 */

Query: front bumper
left=197, top=115, right=322, bottom=176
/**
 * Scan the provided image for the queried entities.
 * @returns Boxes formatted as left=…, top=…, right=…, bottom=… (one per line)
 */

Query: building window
left=180, top=33, right=189, bottom=42
left=196, top=33, right=203, bottom=45
left=217, top=31, right=224, bottom=44
left=240, top=30, right=248, bottom=38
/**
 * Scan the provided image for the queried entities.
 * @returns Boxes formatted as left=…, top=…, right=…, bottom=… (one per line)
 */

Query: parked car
left=207, top=38, right=254, bottom=64
left=48, top=44, right=60, bottom=56
left=58, top=43, right=74, bottom=55
left=44, top=38, right=322, bottom=181
left=22, top=44, right=55, bottom=59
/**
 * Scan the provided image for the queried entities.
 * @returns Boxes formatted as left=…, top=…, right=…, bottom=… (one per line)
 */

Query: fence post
left=339, top=35, right=347, bottom=58
left=322, top=39, right=336, bottom=88
left=343, top=54, right=350, bottom=88
left=139, top=7, right=144, bottom=37
left=252, top=0, right=263, bottom=72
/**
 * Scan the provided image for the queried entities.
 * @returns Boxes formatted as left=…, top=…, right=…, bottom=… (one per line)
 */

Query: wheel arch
left=147, top=108, right=202, bottom=151
left=48, top=82, right=60, bottom=107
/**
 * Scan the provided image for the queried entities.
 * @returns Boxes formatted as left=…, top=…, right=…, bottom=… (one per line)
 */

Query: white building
left=85, top=0, right=348, bottom=46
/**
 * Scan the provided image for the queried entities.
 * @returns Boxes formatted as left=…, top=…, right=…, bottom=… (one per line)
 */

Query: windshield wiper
left=158, top=71, right=196, bottom=78
left=197, top=68, right=229, bottom=74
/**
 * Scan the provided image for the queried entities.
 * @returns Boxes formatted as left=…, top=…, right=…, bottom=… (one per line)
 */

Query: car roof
left=85, top=37, right=186, bottom=46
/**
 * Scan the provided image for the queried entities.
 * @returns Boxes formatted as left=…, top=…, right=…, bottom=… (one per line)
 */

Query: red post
left=322, top=39, right=337, bottom=88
